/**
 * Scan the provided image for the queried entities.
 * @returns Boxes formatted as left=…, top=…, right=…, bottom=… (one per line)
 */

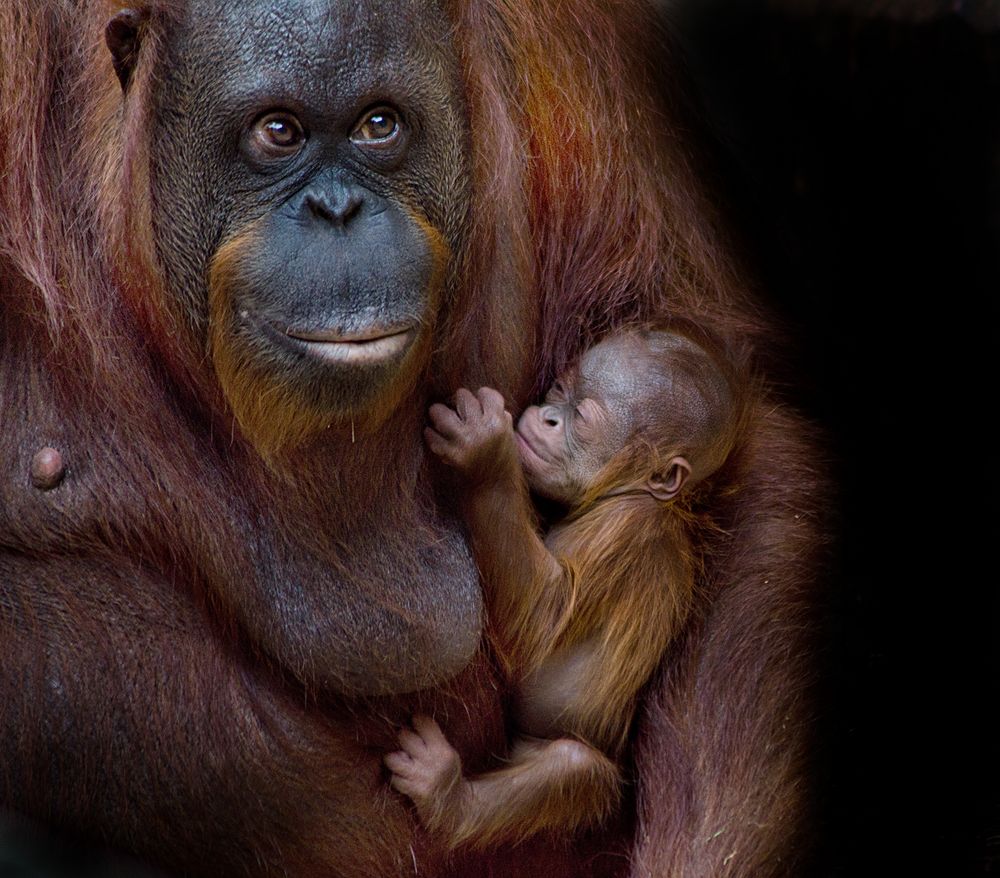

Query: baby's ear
left=647, top=457, right=691, bottom=502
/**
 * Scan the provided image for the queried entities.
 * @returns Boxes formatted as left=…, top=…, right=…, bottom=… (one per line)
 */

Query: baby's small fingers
left=476, top=387, right=507, bottom=415
left=389, top=773, right=421, bottom=799
left=397, top=728, right=427, bottom=756
left=428, top=403, right=462, bottom=437
left=454, top=387, right=482, bottom=421
left=424, top=428, right=454, bottom=462
left=412, top=715, right=448, bottom=748
left=384, top=751, right=413, bottom=774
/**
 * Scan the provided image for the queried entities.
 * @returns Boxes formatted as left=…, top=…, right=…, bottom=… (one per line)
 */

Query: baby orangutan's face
left=516, top=334, right=656, bottom=506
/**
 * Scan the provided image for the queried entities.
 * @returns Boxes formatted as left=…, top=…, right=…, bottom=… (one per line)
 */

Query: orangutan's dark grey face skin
left=96, top=0, right=483, bottom=693
left=148, top=0, right=470, bottom=423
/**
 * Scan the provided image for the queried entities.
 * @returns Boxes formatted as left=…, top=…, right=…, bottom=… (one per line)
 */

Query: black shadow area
left=668, top=3, right=1000, bottom=876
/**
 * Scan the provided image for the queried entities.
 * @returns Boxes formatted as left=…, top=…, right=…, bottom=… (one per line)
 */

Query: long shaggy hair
left=0, top=3, right=828, bottom=877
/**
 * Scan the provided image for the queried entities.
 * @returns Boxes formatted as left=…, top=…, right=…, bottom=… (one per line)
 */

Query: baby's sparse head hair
left=635, top=327, right=740, bottom=482
left=588, top=322, right=749, bottom=498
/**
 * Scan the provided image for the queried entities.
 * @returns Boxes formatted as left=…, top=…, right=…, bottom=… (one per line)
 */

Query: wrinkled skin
left=516, top=334, right=677, bottom=504
left=516, top=330, right=734, bottom=503
left=154, top=0, right=470, bottom=436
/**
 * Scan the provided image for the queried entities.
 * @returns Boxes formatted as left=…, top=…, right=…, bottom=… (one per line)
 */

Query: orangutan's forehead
left=182, top=0, right=451, bottom=99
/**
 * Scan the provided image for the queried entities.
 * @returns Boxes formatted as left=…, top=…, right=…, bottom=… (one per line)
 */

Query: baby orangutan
left=384, top=327, right=744, bottom=849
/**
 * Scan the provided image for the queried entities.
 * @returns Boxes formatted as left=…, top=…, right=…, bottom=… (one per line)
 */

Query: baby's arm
left=425, top=387, right=572, bottom=668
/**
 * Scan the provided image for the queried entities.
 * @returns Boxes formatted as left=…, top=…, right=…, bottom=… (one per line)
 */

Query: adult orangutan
left=0, top=2, right=825, bottom=877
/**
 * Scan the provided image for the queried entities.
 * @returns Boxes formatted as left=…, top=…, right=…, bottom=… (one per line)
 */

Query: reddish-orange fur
left=0, top=2, right=826, bottom=877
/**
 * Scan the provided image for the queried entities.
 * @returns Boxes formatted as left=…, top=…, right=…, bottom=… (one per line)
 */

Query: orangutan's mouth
left=280, top=324, right=415, bottom=365
left=515, top=429, right=550, bottom=467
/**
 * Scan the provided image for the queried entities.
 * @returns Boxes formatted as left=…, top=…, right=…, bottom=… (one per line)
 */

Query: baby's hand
left=425, top=387, right=515, bottom=479
left=384, top=715, right=464, bottom=828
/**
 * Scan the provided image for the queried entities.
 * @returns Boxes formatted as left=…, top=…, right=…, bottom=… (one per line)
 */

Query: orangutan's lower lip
left=515, top=431, right=548, bottom=467
left=284, top=326, right=415, bottom=365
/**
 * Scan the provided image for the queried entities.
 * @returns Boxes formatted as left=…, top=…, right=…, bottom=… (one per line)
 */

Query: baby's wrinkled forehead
left=576, top=335, right=670, bottom=416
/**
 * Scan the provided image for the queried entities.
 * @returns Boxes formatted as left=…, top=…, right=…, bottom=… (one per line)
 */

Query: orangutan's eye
left=350, top=106, right=402, bottom=146
left=248, top=112, right=306, bottom=159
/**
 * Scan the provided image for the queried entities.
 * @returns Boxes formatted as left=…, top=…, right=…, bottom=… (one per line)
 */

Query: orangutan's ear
left=106, top=8, right=148, bottom=92
left=647, top=456, right=691, bottom=502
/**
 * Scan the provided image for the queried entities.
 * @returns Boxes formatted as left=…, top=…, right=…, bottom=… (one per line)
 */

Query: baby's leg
left=385, top=715, right=621, bottom=849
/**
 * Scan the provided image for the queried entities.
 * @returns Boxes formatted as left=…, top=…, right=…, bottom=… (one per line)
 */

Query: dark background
left=667, top=1, right=999, bottom=875
left=3, top=2, right=998, bottom=875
